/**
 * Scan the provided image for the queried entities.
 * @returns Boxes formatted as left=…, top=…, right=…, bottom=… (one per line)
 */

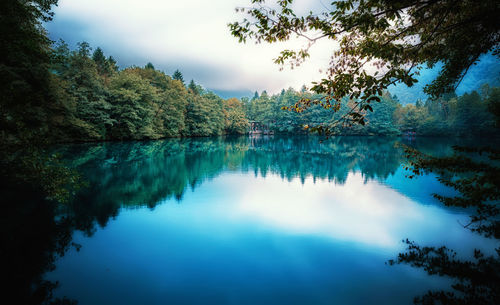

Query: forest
left=1, top=0, right=497, bottom=146
left=246, top=85, right=499, bottom=136
left=9, top=39, right=499, bottom=144
left=2, top=1, right=500, bottom=305
left=39, top=40, right=247, bottom=141
left=2, top=0, right=499, bottom=147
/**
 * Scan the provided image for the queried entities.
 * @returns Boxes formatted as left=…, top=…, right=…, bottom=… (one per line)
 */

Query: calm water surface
left=41, top=136, right=494, bottom=304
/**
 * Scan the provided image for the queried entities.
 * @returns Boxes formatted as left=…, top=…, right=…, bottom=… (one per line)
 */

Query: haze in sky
left=45, top=0, right=334, bottom=98
left=45, top=0, right=499, bottom=100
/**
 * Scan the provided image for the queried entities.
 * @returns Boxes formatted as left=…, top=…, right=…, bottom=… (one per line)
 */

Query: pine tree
left=92, top=47, right=108, bottom=76
left=172, top=69, right=184, bottom=85
left=252, top=91, right=259, bottom=100
left=188, top=79, right=199, bottom=95
left=107, top=56, right=118, bottom=72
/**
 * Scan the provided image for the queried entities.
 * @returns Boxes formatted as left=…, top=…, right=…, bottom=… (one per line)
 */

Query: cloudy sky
left=45, top=0, right=335, bottom=98
left=44, top=0, right=499, bottom=100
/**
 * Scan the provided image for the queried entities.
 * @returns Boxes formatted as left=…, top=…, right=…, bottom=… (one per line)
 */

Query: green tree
left=107, top=56, right=119, bottom=73
left=130, top=66, right=188, bottom=137
left=395, top=104, right=428, bottom=132
left=92, top=47, right=109, bottom=76
left=0, top=0, right=60, bottom=142
left=108, top=69, right=157, bottom=139
left=172, top=69, right=184, bottom=85
left=452, top=91, right=495, bottom=135
left=51, top=39, right=70, bottom=75
left=223, top=98, right=249, bottom=134
left=364, top=92, right=399, bottom=135
left=252, top=91, right=259, bottom=100
left=0, top=0, right=85, bottom=208
left=56, top=42, right=114, bottom=139
left=230, top=0, right=500, bottom=127
left=185, top=92, right=225, bottom=136
left=188, top=79, right=200, bottom=95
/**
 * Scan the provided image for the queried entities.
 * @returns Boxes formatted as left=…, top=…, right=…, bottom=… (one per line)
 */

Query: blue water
left=44, top=136, right=495, bottom=305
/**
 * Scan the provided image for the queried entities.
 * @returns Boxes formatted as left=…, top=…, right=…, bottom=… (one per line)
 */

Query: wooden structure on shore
left=249, top=121, right=274, bottom=135
left=403, top=129, right=417, bottom=141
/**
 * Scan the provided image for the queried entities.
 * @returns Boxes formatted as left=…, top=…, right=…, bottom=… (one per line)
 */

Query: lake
left=13, top=136, right=496, bottom=304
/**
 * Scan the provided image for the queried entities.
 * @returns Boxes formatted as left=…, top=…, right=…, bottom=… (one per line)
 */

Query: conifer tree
left=172, top=69, right=184, bottom=85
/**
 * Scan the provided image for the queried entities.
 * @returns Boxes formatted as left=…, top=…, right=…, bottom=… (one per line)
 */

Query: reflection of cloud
left=233, top=172, right=425, bottom=248
left=209, top=170, right=499, bottom=253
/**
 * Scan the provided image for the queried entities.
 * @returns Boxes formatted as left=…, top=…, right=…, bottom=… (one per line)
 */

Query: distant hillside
left=388, top=53, right=500, bottom=104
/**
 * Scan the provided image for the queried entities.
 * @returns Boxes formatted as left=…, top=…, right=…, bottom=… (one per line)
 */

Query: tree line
left=9, top=36, right=498, bottom=145
left=44, top=38, right=500, bottom=141
left=5, top=34, right=498, bottom=145
left=245, top=85, right=499, bottom=137
left=46, top=40, right=248, bottom=142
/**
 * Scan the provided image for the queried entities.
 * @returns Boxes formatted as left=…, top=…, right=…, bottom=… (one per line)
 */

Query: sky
left=45, top=0, right=499, bottom=101
left=45, top=0, right=334, bottom=98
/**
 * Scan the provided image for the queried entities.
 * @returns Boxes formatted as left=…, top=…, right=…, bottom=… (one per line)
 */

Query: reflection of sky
left=230, top=172, right=424, bottom=248
left=47, top=170, right=495, bottom=305
left=195, top=172, right=494, bottom=252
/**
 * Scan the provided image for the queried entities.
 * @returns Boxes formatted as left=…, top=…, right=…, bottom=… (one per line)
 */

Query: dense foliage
left=1, top=0, right=498, bottom=209
left=10, top=33, right=500, bottom=142
left=244, top=86, right=498, bottom=136
left=34, top=37, right=500, bottom=141
left=0, top=0, right=84, bottom=205
left=230, top=0, right=500, bottom=127
left=0, top=0, right=59, bottom=142
left=46, top=41, right=248, bottom=142
left=0, top=0, right=248, bottom=209
left=41, top=38, right=500, bottom=141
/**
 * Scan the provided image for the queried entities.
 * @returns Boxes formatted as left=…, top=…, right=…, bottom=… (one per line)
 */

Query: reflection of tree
left=389, top=146, right=500, bottom=304
left=64, top=138, right=247, bottom=210
left=245, top=136, right=406, bottom=184
left=1, top=187, right=79, bottom=305
left=2, top=135, right=464, bottom=305
left=60, top=135, right=459, bottom=215
left=63, top=137, right=406, bottom=213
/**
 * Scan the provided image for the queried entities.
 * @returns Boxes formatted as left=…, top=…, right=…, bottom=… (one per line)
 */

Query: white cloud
left=180, top=172, right=492, bottom=251
left=48, top=0, right=338, bottom=94
left=232, top=173, right=425, bottom=248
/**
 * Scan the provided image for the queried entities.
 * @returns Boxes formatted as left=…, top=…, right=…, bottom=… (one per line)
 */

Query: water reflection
left=2, top=136, right=491, bottom=305
left=1, top=187, right=80, bottom=305
left=61, top=136, right=455, bottom=212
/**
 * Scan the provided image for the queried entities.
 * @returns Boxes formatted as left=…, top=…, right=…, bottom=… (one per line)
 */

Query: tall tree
left=58, top=42, right=114, bottom=139
left=252, top=91, right=259, bottom=100
left=0, top=0, right=59, bottom=141
left=230, top=0, right=500, bottom=127
left=108, top=69, right=157, bottom=139
left=172, top=69, right=184, bottom=85
left=107, top=56, right=119, bottom=72
left=92, top=47, right=108, bottom=76
left=188, top=79, right=199, bottom=95
left=223, top=98, right=249, bottom=134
